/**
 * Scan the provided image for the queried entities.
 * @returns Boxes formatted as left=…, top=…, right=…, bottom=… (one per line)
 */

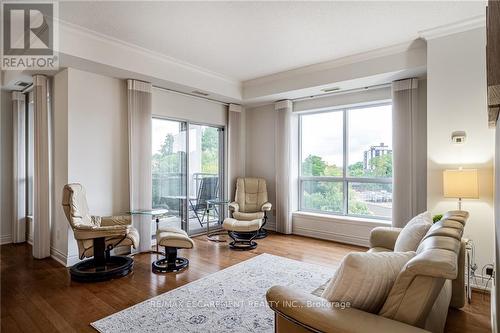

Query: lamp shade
left=443, top=169, right=479, bottom=199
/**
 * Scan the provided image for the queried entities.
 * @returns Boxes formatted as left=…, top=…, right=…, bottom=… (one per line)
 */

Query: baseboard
left=50, top=247, right=68, bottom=266
left=264, top=222, right=276, bottom=231
left=0, top=234, right=12, bottom=245
left=292, top=225, right=369, bottom=247
left=50, top=246, right=79, bottom=267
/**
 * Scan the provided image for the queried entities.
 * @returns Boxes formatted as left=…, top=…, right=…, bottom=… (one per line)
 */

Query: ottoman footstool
left=152, top=227, right=194, bottom=273
left=223, top=218, right=263, bottom=250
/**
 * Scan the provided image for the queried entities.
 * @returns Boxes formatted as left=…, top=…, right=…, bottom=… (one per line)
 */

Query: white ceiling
left=59, top=1, right=486, bottom=82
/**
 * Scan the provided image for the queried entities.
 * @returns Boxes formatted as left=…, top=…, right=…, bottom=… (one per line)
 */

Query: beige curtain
left=227, top=104, right=244, bottom=200
left=392, top=78, right=427, bottom=228
left=275, top=100, right=294, bottom=234
left=127, top=79, right=153, bottom=252
left=33, top=75, right=51, bottom=258
left=12, top=91, right=26, bottom=243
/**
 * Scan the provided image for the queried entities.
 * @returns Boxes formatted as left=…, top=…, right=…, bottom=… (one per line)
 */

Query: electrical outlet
left=486, top=267, right=494, bottom=277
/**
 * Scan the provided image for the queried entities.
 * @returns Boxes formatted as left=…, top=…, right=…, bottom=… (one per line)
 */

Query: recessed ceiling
left=59, top=1, right=486, bottom=82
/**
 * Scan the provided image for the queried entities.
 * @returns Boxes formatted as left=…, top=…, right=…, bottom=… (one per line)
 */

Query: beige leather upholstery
left=369, top=227, right=402, bottom=251
left=157, top=227, right=194, bottom=249
left=229, top=177, right=271, bottom=220
left=267, top=211, right=469, bottom=333
left=232, top=211, right=265, bottom=221
left=266, top=286, right=429, bottom=333
left=450, top=239, right=467, bottom=308
left=223, top=218, right=263, bottom=232
left=62, top=184, right=139, bottom=259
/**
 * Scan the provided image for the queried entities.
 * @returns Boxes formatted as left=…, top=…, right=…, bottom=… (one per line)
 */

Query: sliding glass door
left=152, top=118, right=224, bottom=236
left=188, top=124, right=223, bottom=234
left=152, top=119, right=187, bottom=232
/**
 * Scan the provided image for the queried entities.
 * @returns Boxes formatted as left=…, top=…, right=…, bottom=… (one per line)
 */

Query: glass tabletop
left=206, top=199, right=230, bottom=205
left=128, top=209, right=169, bottom=216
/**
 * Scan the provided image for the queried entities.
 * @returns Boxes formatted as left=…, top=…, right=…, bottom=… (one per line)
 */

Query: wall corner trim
left=229, top=103, right=243, bottom=112
left=419, top=15, right=486, bottom=40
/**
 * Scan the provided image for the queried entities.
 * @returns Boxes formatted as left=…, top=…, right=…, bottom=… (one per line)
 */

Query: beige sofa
left=266, top=210, right=469, bottom=333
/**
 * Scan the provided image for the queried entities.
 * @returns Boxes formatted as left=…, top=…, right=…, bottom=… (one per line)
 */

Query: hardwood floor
left=1, top=233, right=492, bottom=332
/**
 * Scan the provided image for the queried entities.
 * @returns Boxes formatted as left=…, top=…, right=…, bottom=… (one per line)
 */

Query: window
left=299, top=104, right=392, bottom=219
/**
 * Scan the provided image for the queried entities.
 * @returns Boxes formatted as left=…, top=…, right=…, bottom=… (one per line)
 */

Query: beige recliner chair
left=62, top=183, right=139, bottom=282
left=223, top=178, right=272, bottom=249
left=369, top=211, right=468, bottom=309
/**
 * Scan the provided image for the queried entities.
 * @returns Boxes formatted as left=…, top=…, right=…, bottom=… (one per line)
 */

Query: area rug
left=91, top=253, right=336, bottom=333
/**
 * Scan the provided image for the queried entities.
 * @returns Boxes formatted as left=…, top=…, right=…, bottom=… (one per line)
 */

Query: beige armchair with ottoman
left=223, top=177, right=272, bottom=250
left=62, top=184, right=139, bottom=282
left=266, top=210, right=469, bottom=333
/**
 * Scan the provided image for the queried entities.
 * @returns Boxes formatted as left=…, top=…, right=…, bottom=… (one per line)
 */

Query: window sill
left=293, top=211, right=391, bottom=227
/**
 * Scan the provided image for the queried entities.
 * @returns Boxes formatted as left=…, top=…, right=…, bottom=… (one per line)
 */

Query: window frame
left=298, top=102, right=392, bottom=220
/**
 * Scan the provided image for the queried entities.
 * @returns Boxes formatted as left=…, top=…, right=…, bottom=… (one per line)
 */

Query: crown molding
left=57, top=18, right=240, bottom=85
left=419, top=15, right=486, bottom=40
left=243, top=39, right=425, bottom=87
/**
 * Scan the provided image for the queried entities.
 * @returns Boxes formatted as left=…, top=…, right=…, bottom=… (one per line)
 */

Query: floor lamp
left=443, top=168, right=479, bottom=210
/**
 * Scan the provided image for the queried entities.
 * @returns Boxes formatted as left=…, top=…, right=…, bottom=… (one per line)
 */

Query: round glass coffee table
left=205, top=199, right=230, bottom=242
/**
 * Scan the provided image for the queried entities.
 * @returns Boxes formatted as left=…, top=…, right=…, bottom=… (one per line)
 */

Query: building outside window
left=299, top=103, right=392, bottom=219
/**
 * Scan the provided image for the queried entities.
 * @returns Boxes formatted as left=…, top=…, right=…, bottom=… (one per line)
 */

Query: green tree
left=159, top=134, right=174, bottom=155
left=324, top=164, right=342, bottom=177
left=302, top=155, right=327, bottom=176
left=201, top=127, right=219, bottom=173
left=370, top=153, right=392, bottom=178
left=347, top=161, right=364, bottom=177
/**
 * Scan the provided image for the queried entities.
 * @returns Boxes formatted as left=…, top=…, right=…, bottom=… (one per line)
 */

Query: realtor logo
left=2, top=2, right=59, bottom=70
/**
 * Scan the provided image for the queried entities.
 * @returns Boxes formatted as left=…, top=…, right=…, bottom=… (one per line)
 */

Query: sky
left=301, top=104, right=392, bottom=167
left=152, top=118, right=184, bottom=154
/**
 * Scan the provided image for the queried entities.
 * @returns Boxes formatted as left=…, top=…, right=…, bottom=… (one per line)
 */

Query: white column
left=33, top=75, right=51, bottom=258
left=227, top=103, right=244, bottom=200
left=275, top=100, right=294, bottom=234
left=12, top=91, right=26, bottom=243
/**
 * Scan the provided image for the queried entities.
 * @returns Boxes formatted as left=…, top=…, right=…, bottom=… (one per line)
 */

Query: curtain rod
left=152, top=85, right=230, bottom=106
left=291, top=83, right=391, bottom=103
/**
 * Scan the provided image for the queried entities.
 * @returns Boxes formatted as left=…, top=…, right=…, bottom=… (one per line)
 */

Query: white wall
left=0, top=90, right=13, bottom=244
left=427, top=27, right=495, bottom=284
left=52, top=68, right=129, bottom=265
left=245, top=104, right=277, bottom=229
left=152, top=88, right=227, bottom=126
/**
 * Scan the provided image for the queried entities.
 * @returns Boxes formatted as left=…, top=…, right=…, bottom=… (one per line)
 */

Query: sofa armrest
left=266, top=286, right=429, bottom=333
left=229, top=202, right=239, bottom=212
left=261, top=202, right=272, bottom=212
left=369, top=227, right=402, bottom=251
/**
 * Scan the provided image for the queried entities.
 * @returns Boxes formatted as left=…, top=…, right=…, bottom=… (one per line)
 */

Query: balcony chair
left=189, top=176, right=219, bottom=227
left=62, top=183, right=139, bottom=282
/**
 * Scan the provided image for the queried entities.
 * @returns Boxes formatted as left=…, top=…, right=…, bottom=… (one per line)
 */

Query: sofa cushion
left=394, top=212, right=432, bottom=252
left=321, top=251, right=416, bottom=313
